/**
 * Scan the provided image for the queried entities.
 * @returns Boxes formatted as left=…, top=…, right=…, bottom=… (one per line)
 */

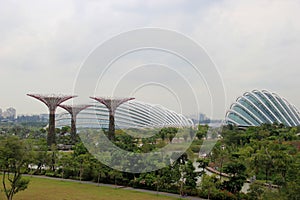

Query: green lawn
left=0, top=176, right=178, bottom=200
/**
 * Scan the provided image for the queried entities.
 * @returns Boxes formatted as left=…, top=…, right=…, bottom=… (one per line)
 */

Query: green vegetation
left=0, top=137, right=31, bottom=200
left=206, top=124, right=300, bottom=200
left=0, top=123, right=299, bottom=199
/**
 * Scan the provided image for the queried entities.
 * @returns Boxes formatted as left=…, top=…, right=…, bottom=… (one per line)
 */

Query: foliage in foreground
left=0, top=137, right=31, bottom=200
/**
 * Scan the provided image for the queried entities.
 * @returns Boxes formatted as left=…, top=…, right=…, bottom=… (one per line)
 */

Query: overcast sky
left=0, top=0, right=299, bottom=119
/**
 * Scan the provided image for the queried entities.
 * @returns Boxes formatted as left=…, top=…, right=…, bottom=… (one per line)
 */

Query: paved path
left=24, top=174, right=207, bottom=200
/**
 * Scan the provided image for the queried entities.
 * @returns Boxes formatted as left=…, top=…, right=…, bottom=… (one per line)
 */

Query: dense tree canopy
left=0, top=123, right=299, bottom=199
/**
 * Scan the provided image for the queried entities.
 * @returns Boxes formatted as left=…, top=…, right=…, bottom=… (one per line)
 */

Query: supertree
left=90, top=97, right=135, bottom=140
left=59, top=104, right=91, bottom=143
left=27, top=94, right=76, bottom=146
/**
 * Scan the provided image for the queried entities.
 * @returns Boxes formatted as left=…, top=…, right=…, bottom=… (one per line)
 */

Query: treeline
left=208, top=124, right=300, bottom=200
left=0, top=135, right=200, bottom=199
left=0, top=123, right=299, bottom=200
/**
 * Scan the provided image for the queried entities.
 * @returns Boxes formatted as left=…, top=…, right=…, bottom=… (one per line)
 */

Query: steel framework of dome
left=225, top=90, right=300, bottom=127
left=56, top=100, right=194, bottom=129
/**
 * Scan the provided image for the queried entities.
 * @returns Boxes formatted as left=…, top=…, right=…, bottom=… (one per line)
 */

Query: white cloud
left=0, top=0, right=299, bottom=118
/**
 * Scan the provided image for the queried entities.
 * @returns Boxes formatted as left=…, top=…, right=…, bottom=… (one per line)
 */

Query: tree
left=196, top=125, right=208, bottom=140
left=92, top=160, right=108, bottom=186
left=199, top=174, right=222, bottom=199
left=58, top=153, right=74, bottom=179
left=182, top=160, right=197, bottom=194
left=158, top=129, right=166, bottom=141
left=31, top=138, right=48, bottom=174
left=73, top=142, right=88, bottom=157
left=167, top=133, right=175, bottom=143
left=253, top=146, right=273, bottom=183
left=158, top=164, right=180, bottom=192
left=197, top=158, right=209, bottom=176
left=159, top=127, right=178, bottom=143
left=0, top=136, right=31, bottom=200
left=247, top=181, right=265, bottom=200
left=108, top=169, right=123, bottom=187
left=222, top=161, right=247, bottom=194
left=47, top=144, right=58, bottom=171
left=76, top=153, right=93, bottom=182
left=283, top=153, right=300, bottom=200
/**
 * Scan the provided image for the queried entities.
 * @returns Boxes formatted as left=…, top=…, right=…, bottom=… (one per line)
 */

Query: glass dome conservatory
left=56, top=100, right=194, bottom=129
left=225, top=90, right=300, bottom=127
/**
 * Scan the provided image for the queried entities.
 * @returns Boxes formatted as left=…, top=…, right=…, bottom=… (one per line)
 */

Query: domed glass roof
left=56, top=100, right=194, bottom=129
left=226, top=90, right=300, bottom=127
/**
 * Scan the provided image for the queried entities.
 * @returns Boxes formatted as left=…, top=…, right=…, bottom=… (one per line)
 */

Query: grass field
left=0, top=176, right=178, bottom=200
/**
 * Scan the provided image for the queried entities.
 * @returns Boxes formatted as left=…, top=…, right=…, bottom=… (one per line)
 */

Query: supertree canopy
left=27, top=94, right=76, bottom=145
left=90, top=97, right=135, bottom=141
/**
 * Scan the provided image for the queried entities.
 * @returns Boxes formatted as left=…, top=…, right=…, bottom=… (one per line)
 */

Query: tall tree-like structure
left=27, top=94, right=76, bottom=146
left=90, top=97, right=135, bottom=140
left=59, top=104, right=91, bottom=143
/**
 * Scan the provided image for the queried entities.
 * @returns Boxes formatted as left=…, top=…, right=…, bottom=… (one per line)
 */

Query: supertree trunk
left=58, top=104, right=91, bottom=144
left=71, top=117, right=77, bottom=143
left=108, top=111, right=115, bottom=141
left=90, top=97, right=135, bottom=141
left=48, top=112, right=56, bottom=146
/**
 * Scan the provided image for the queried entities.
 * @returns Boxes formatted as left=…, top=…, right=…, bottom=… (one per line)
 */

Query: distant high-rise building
left=199, top=113, right=209, bottom=122
left=2, top=107, right=16, bottom=120
left=0, top=108, right=2, bottom=118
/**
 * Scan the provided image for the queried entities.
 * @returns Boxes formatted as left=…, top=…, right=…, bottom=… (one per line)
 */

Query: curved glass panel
left=226, top=90, right=300, bottom=127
